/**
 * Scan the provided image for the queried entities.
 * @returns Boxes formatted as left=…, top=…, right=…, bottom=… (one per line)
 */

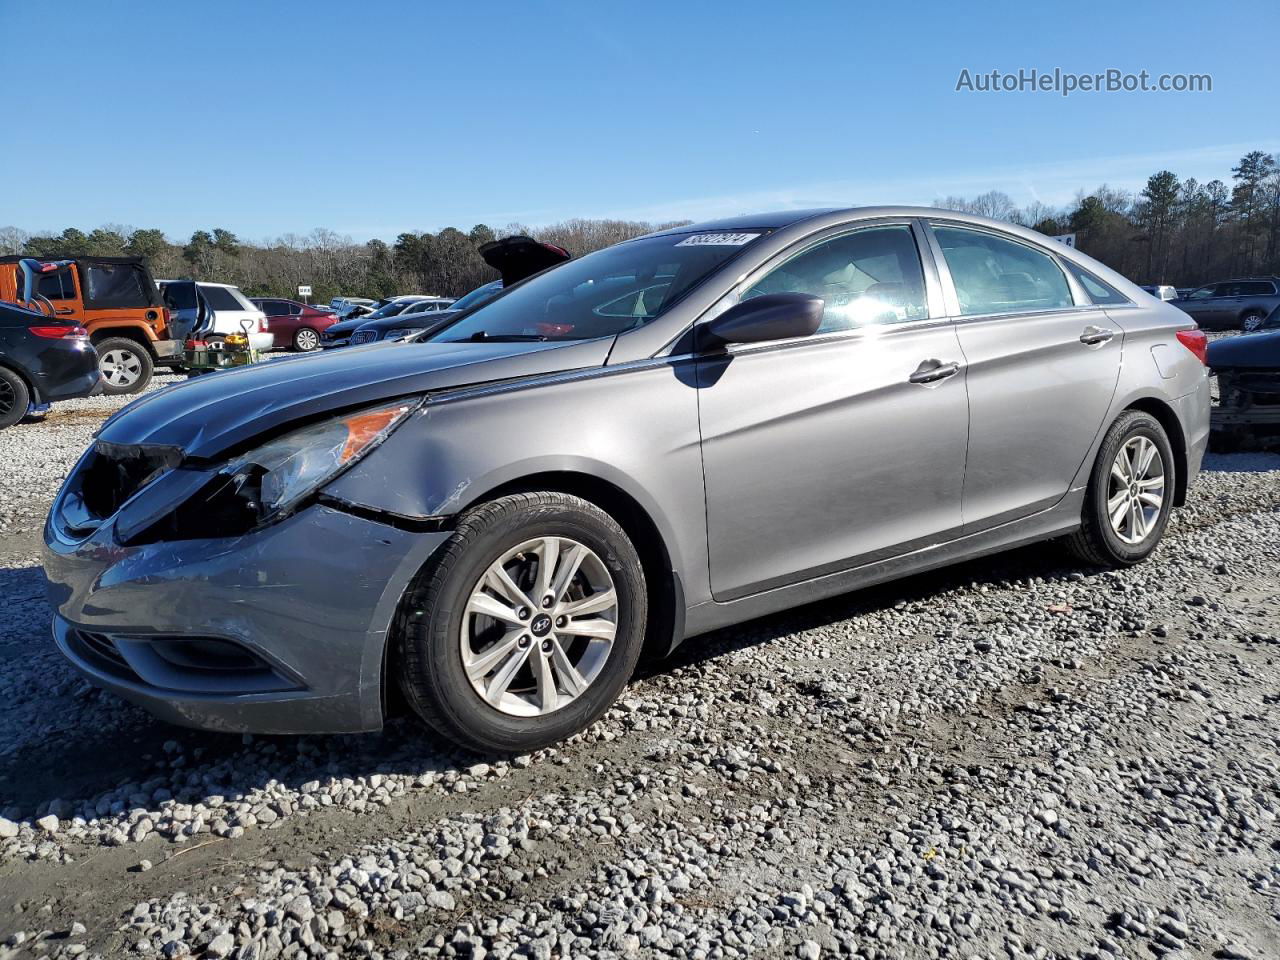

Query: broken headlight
left=220, top=399, right=419, bottom=524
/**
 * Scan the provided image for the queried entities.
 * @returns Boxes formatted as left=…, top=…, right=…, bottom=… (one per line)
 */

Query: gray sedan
left=44, top=207, right=1211, bottom=752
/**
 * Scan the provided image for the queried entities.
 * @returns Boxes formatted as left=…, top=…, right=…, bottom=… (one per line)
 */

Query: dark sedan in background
left=1, top=267, right=102, bottom=428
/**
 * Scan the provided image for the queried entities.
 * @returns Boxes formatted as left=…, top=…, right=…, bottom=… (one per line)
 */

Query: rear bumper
left=248, top=332, right=274, bottom=353
left=44, top=501, right=451, bottom=734
left=31, top=343, right=102, bottom=403
left=152, top=339, right=184, bottom=360
left=1176, top=377, right=1211, bottom=493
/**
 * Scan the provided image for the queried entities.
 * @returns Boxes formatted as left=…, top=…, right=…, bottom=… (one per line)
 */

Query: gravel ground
left=1, top=368, right=1279, bottom=959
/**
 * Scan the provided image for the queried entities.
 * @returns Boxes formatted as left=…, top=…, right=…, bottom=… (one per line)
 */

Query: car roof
left=641, top=205, right=1068, bottom=238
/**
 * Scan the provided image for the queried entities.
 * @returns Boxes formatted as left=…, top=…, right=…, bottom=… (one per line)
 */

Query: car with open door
left=345, top=237, right=570, bottom=346
left=157, top=281, right=273, bottom=353
left=43, top=207, right=1209, bottom=753
left=0, top=260, right=102, bottom=429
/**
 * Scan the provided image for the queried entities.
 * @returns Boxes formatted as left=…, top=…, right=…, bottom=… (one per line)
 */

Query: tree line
left=3, top=148, right=1278, bottom=302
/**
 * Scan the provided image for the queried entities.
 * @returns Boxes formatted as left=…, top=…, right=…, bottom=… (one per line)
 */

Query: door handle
left=54, top=307, right=74, bottom=315
left=1079, top=325, right=1114, bottom=346
left=908, top=359, right=960, bottom=384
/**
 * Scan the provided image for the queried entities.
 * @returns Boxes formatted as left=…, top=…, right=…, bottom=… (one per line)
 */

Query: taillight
left=30, top=325, right=89, bottom=340
left=1175, top=329, right=1208, bottom=366
left=259, top=317, right=270, bottom=332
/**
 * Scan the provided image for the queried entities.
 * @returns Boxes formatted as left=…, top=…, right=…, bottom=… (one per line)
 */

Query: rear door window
left=932, top=225, right=1074, bottom=316
left=200, top=286, right=247, bottom=311
left=1238, top=281, right=1275, bottom=296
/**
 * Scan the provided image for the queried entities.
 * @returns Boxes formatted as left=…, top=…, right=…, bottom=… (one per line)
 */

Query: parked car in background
left=1170, top=278, right=1280, bottom=331
left=251, top=298, right=339, bottom=351
left=1207, top=328, right=1280, bottom=449
left=157, top=281, right=273, bottom=354
left=349, top=283, right=504, bottom=345
left=331, top=297, right=376, bottom=319
left=346, top=237, right=571, bottom=346
left=320, top=296, right=445, bottom=349
left=0, top=254, right=179, bottom=395
left=1140, top=284, right=1178, bottom=301
left=0, top=261, right=102, bottom=429
left=44, top=207, right=1209, bottom=752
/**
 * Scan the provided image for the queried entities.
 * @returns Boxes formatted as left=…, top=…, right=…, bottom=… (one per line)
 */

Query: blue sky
left=5, top=0, right=1277, bottom=242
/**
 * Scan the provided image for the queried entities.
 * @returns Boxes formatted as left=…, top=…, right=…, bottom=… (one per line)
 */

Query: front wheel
left=397, top=492, right=647, bottom=752
left=95, top=338, right=153, bottom=395
left=1065, top=410, right=1175, bottom=566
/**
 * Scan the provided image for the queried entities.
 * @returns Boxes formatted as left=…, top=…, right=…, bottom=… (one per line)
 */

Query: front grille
left=350, top=330, right=378, bottom=345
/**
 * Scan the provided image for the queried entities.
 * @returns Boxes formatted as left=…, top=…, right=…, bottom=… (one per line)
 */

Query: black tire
left=293, top=327, right=321, bottom=351
left=0, top=367, right=30, bottom=430
left=396, top=492, right=647, bottom=753
left=95, top=337, right=153, bottom=395
left=1066, top=410, right=1176, bottom=567
left=1240, top=310, right=1267, bottom=332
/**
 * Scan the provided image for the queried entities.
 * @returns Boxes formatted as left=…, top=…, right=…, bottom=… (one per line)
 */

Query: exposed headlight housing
left=383, top=328, right=422, bottom=342
left=218, top=399, right=419, bottom=525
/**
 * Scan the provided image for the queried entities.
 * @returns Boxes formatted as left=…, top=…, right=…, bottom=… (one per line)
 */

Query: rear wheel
left=96, top=338, right=153, bottom=395
left=0, top=367, right=30, bottom=430
left=1065, top=411, right=1175, bottom=566
left=396, top=492, right=647, bottom=752
left=293, top=327, right=320, bottom=351
left=1241, top=310, right=1267, bottom=332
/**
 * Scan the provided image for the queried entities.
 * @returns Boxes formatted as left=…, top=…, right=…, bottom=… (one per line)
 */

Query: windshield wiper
left=452, top=330, right=549, bottom=343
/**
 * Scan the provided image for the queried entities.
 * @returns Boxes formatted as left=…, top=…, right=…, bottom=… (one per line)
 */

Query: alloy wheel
left=100, top=349, right=143, bottom=388
left=460, top=536, right=618, bottom=717
left=296, top=328, right=319, bottom=350
left=1106, top=436, right=1165, bottom=545
left=1242, top=312, right=1264, bottom=332
left=0, top=378, right=13, bottom=420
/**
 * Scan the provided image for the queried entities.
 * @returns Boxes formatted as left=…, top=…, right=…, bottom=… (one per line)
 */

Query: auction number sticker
left=675, top=232, right=760, bottom=246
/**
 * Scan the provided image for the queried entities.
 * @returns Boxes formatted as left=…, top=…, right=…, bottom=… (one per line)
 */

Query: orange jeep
left=0, top=254, right=179, bottom=394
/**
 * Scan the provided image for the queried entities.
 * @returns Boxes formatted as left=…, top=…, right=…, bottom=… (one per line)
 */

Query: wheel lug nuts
left=518, top=607, right=531, bottom=620
left=555, top=616, right=566, bottom=628
left=541, top=640, right=552, bottom=653
left=542, top=595, right=554, bottom=608
left=518, top=635, right=530, bottom=648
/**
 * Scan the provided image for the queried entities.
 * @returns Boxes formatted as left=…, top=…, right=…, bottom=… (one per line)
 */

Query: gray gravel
left=1, top=377, right=1279, bottom=959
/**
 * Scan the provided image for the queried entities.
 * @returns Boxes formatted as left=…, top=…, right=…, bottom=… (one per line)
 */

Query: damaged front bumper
left=43, top=500, right=450, bottom=734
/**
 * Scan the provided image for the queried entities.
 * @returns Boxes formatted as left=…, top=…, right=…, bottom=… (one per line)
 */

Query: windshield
left=429, top=232, right=764, bottom=343
left=447, top=280, right=503, bottom=313
left=366, top=300, right=418, bottom=320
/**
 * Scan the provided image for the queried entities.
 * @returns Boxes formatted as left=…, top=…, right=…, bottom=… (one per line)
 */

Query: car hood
left=1207, top=331, right=1280, bottom=370
left=97, top=337, right=614, bottom=458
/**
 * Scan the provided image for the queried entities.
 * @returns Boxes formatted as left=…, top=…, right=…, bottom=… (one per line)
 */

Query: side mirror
left=701, top=292, right=824, bottom=348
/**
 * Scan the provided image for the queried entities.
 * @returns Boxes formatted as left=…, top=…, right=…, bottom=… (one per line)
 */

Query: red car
left=250, top=298, right=338, bottom=351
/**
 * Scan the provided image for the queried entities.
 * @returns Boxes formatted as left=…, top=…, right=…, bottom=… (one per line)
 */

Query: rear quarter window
left=1060, top=261, right=1130, bottom=305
